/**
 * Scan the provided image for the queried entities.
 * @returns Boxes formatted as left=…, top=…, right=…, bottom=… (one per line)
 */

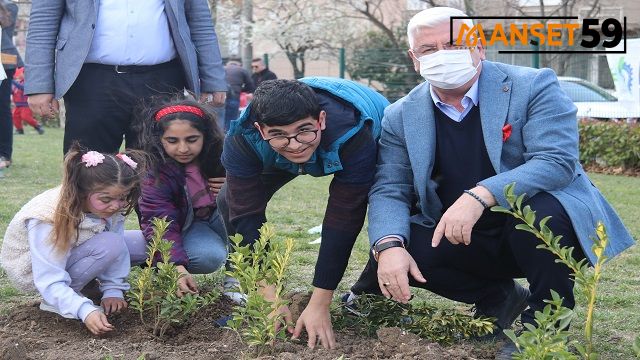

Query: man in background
left=251, top=58, right=277, bottom=88
left=222, top=59, right=255, bottom=131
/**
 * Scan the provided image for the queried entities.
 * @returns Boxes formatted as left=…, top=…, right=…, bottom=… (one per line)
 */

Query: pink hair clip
left=81, top=151, right=105, bottom=167
left=116, top=153, right=138, bottom=169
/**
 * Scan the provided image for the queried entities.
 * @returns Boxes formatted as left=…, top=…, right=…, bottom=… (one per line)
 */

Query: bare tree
left=334, top=0, right=402, bottom=47
left=215, top=0, right=243, bottom=58
left=505, top=0, right=601, bottom=72
left=251, top=0, right=356, bottom=78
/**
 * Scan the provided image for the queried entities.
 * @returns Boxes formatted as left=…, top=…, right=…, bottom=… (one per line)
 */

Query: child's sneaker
left=223, top=276, right=247, bottom=305
left=35, top=126, right=45, bottom=135
left=39, top=301, right=76, bottom=319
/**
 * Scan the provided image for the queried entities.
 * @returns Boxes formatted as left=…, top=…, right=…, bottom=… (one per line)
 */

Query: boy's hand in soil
left=292, top=288, right=336, bottom=349
left=176, top=265, right=199, bottom=296
left=101, top=297, right=127, bottom=315
left=261, top=284, right=294, bottom=334
left=208, top=177, right=225, bottom=194
left=84, top=310, right=115, bottom=335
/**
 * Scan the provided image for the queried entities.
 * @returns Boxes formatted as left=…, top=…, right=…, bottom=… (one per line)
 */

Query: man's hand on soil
left=377, top=247, right=426, bottom=303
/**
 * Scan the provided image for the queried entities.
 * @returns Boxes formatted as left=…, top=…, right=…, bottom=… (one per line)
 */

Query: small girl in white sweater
left=1, top=144, right=147, bottom=335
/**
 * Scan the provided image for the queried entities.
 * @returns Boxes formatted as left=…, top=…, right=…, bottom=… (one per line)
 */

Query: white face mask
left=418, top=49, right=480, bottom=89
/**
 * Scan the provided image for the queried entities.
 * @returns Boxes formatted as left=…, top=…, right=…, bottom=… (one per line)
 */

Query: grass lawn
left=1, top=127, right=638, bottom=358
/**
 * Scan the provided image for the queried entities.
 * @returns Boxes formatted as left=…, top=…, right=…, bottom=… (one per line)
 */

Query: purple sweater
left=139, top=162, right=193, bottom=266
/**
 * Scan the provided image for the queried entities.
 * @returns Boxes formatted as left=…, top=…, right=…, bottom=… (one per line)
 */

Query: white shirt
left=429, top=79, right=479, bottom=122
left=27, top=215, right=130, bottom=322
left=86, top=0, right=176, bottom=65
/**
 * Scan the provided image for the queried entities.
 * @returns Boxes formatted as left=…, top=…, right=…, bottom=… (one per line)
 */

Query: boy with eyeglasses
left=217, top=77, right=389, bottom=349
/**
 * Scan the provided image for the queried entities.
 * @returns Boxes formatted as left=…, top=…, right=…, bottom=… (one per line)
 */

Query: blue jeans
left=224, top=97, right=241, bottom=132
left=182, top=208, right=228, bottom=274
left=213, top=105, right=226, bottom=133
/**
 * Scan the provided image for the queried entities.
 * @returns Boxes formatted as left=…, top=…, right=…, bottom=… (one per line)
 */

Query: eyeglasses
left=265, top=129, right=320, bottom=149
left=411, top=42, right=472, bottom=57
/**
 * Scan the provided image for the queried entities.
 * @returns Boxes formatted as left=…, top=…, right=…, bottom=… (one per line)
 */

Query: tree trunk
left=242, top=0, right=253, bottom=70
left=285, top=51, right=305, bottom=79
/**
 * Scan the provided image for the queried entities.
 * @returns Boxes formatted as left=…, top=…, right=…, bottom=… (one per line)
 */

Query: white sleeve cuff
left=79, top=303, right=101, bottom=322
left=102, top=289, right=124, bottom=300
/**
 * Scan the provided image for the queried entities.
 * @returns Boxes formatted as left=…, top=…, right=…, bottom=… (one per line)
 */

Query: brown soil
left=0, top=294, right=500, bottom=360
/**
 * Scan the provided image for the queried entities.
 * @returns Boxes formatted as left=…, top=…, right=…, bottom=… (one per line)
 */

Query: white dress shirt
left=429, top=79, right=479, bottom=122
left=86, top=0, right=176, bottom=65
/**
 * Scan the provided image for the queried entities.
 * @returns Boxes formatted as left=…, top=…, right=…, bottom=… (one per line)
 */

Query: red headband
left=154, top=105, right=205, bottom=122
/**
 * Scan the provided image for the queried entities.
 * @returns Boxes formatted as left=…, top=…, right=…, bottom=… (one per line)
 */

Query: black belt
left=83, top=58, right=180, bottom=74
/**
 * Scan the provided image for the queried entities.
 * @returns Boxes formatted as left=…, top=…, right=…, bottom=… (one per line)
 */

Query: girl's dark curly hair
left=135, top=96, right=225, bottom=179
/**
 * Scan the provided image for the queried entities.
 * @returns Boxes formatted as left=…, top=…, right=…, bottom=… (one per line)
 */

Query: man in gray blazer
left=349, top=7, right=635, bottom=358
left=24, top=0, right=227, bottom=153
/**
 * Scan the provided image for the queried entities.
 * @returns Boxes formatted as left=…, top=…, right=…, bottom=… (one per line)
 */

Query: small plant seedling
left=494, top=183, right=611, bottom=359
left=127, top=217, right=219, bottom=337
left=225, top=223, right=294, bottom=354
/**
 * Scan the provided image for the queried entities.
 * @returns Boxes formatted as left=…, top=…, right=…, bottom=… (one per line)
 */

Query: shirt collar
left=429, top=78, right=479, bottom=108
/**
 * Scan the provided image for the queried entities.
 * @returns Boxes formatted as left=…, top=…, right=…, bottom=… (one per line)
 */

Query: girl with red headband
left=136, top=98, right=227, bottom=296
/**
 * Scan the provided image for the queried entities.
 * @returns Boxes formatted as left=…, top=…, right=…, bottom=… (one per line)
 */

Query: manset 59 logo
left=451, top=16, right=627, bottom=54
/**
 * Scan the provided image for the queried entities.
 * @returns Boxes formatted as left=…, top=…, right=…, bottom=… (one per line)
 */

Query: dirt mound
left=0, top=297, right=499, bottom=360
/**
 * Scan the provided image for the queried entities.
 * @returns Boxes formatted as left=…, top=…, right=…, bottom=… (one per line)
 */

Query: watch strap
left=373, top=240, right=405, bottom=261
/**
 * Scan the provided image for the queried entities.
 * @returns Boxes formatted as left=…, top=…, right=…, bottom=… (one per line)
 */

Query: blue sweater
left=222, top=77, right=389, bottom=289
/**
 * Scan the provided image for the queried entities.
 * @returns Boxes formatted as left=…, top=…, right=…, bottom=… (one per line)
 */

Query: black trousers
left=216, top=171, right=298, bottom=241
left=0, top=68, right=16, bottom=160
left=351, top=192, right=585, bottom=325
left=217, top=171, right=298, bottom=271
left=62, top=59, right=186, bottom=154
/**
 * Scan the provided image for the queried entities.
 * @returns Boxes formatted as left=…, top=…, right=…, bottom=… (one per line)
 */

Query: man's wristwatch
left=372, top=240, right=405, bottom=262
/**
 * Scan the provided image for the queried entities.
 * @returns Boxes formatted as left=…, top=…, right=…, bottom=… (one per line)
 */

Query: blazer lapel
left=402, top=84, right=436, bottom=204
left=478, top=61, right=512, bottom=173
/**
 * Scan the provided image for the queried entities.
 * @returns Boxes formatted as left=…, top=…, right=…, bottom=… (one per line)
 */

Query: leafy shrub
left=332, top=294, right=494, bottom=345
left=493, top=183, right=610, bottom=359
left=226, top=223, right=294, bottom=353
left=579, top=120, right=640, bottom=170
left=127, top=217, right=218, bottom=337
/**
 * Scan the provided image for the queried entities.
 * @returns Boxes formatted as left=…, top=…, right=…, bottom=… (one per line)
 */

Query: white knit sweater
left=1, top=186, right=111, bottom=292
